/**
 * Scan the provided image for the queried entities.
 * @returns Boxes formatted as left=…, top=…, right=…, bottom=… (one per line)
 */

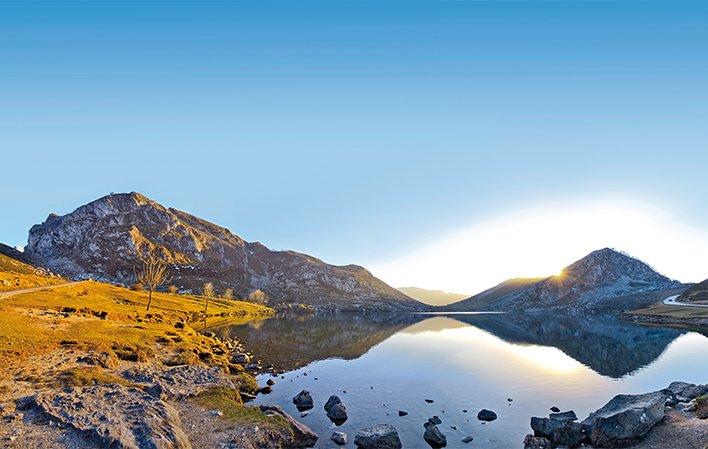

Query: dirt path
left=0, top=282, right=82, bottom=299
left=663, top=294, right=708, bottom=308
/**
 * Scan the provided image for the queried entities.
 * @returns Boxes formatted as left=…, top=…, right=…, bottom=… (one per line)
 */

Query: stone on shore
left=354, top=424, right=402, bottom=449
left=33, top=384, right=192, bottom=449
left=524, top=434, right=552, bottom=449
left=477, top=409, right=497, bottom=421
left=259, top=405, right=319, bottom=447
left=293, top=390, right=314, bottom=411
left=581, top=390, right=666, bottom=447
left=331, top=431, right=347, bottom=445
left=423, top=422, right=447, bottom=448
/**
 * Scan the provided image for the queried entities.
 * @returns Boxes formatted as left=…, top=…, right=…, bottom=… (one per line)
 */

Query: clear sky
left=2, top=2, right=707, bottom=293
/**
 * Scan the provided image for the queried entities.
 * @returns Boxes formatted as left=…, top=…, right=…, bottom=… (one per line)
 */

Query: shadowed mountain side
left=449, top=313, right=686, bottom=378
left=210, top=313, right=425, bottom=372
left=397, top=287, right=468, bottom=306
left=678, top=279, right=708, bottom=304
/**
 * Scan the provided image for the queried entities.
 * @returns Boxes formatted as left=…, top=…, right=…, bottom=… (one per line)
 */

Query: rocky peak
left=560, top=248, right=672, bottom=286
left=25, top=192, right=423, bottom=311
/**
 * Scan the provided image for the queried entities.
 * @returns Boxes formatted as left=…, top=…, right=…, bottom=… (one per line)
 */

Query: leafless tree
left=202, top=282, right=214, bottom=314
left=222, top=288, right=234, bottom=300
left=134, top=244, right=170, bottom=312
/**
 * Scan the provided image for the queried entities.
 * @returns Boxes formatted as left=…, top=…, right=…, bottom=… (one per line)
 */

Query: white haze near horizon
left=370, top=200, right=708, bottom=295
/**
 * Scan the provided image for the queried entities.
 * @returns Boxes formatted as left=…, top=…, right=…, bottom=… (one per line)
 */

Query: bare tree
left=134, top=244, right=170, bottom=312
left=248, top=289, right=268, bottom=304
left=222, top=288, right=234, bottom=300
left=202, top=282, right=214, bottom=314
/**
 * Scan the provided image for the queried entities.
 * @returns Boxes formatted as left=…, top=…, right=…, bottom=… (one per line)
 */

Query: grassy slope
left=0, top=252, right=65, bottom=292
left=0, top=280, right=273, bottom=376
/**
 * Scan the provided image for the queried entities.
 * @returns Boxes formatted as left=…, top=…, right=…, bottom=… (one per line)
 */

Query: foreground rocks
left=32, top=384, right=192, bottom=449
left=524, top=381, right=707, bottom=448
left=293, top=390, right=314, bottom=411
left=259, top=405, right=319, bottom=447
left=423, top=421, right=447, bottom=448
left=354, top=424, right=402, bottom=449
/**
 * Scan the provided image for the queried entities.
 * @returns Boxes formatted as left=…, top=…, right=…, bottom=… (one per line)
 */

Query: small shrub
left=131, top=283, right=144, bottom=292
left=167, top=285, right=179, bottom=294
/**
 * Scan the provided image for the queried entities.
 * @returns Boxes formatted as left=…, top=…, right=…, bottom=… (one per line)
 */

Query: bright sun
left=371, top=198, right=708, bottom=294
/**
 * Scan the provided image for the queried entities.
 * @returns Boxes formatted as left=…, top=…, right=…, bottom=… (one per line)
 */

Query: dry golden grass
left=628, top=303, right=708, bottom=319
left=0, top=280, right=273, bottom=376
left=0, top=253, right=65, bottom=292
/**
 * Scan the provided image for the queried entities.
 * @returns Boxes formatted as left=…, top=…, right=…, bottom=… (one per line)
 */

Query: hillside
left=397, top=287, right=467, bottom=306
left=678, top=279, right=708, bottom=304
left=25, top=192, right=424, bottom=312
left=0, top=243, right=64, bottom=292
left=445, top=248, right=682, bottom=312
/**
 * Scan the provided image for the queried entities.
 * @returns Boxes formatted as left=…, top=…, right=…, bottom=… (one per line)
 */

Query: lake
left=209, top=313, right=708, bottom=448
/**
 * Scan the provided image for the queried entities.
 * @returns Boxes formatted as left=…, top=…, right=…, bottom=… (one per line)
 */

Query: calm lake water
left=210, top=313, right=708, bottom=448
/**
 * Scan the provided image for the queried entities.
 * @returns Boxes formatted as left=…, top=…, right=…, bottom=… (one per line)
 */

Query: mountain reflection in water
left=210, top=313, right=707, bottom=449
left=211, top=312, right=689, bottom=378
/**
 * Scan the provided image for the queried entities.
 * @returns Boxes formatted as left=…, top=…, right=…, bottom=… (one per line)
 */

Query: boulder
left=398, top=410, right=408, bottom=417
left=665, top=381, right=707, bottom=403
left=354, top=424, right=402, bottom=449
left=331, top=431, right=347, bottom=445
left=324, top=395, right=343, bottom=412
left=33, top=385, right=192, bottom=449
left=423, top=422, right=447, bottom=448
left=523, top=434, right=552, bottom=449
left=551, top=421, right=586, bottom=448
left=477, top=409, right=497, bottom=421
left=530, top=417, right=567, bottom=438
left=549, top=410, right=577, bottom=421
left=581, top=390, right=667, bottom=447
left=327, top=402, right=348, bottom=424
left=428, top=415, right=442, bottom=425
left=259, top=405, right=318, bottom=448
left=293, top=390, right=314, bottom=411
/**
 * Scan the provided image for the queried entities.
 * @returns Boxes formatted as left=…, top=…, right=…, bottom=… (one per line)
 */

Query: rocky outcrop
left=122, top=365, right=240, bottom=400
left=446, top=248, right=683, bottom=312
left=25, top=192, right=424, bottom=312
left=423, top=421, right=447, bottom=447
left=582, top=391, right=667, bottom=447
left=33, top=384, right=192, bottom=449
left=258, top=405, right=319, bottom=447
left=292, top=390, right=314, bottom=411
left=354, top=424, right=402, bottom=449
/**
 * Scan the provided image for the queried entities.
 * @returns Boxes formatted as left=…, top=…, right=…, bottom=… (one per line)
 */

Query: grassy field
left=628, top=303, right=708, bottom=320
left=0, top=252, right=65, bottom=292
left=0, top=280, right=273, bottom=378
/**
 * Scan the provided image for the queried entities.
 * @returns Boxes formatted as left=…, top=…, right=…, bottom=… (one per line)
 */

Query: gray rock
left=550, top=406, right=560, bottom=413
left=531, top=417, right=567, bottom=438
left=324, top=395, right=342, bottom=412
left=665, top=381, right=707, bottom=402
left=354, top=424, right=402, bottom=449
left=549, top=410, right=577, bottom=421
left=331, top=431, right=347, bottom=445
left=231, top=352, right=250, bottom=364
left=582, top=390, right=667, bottom=447
left=423, top=422, right=447, bottom=448
left=293, top=390, right=314, bottom=411
left=428, top=415, right=442, bottom=425
left=259, top=405, right=318, bottom=448
left=523, top=434, right=552, bottom=449
left=551, top=421, right=586, bottom=448
left=398, top=410, right=408, bottom=417
left=477, top=409, right=497, bottom=421
left=33, top=385, right=191, bottom=449
left=461, top=436, right=474, bottom=443
left=327, top=402, right=348, bottom=424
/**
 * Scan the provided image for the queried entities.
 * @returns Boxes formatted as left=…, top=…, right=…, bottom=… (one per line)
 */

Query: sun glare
left=371, top=199, right=708, bottom=294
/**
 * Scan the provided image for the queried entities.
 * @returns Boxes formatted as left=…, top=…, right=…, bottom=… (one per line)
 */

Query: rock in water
left=331, top=431, right=347, bottom=445
left=293, top=390, right=314, bottom=411
left=549, top=410, right=577, bottom=421
left=324, top=395, right=343, bottom=412
left=550, top=406, right=560, bottom=413
left=477, top=409, right=497, bottom=421
left=327, top=402, right=348, bottom=424
left=581, top=390, right=667, bottom=447
left=398, top=410, right=408, bottom=417
left=259, top=405, right=318, bottom=447
left=461, top=436, right=474, bottom=444
left=428, top=415, right=442, bottom=425
left=523, top=434, right=552, bottom=449
left=423, top=422, right=447, bottom=448
left=33, top=385, right=191, bottom=449
left=354, top=424, right=402, bottom=449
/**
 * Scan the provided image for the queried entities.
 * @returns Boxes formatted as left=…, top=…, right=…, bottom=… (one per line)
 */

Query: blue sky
left=2, top=2, right=707, bottom=289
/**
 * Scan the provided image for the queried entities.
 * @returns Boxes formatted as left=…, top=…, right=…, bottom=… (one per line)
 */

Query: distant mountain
left=678, top=279, right=708, bottom=304
left=25, top=192, right=424, bottom=312
left=0, top=242, right=33, bottom=265
left=397, top=287, right=467, bottom=306
left=445, top=248, right=683, bottom=312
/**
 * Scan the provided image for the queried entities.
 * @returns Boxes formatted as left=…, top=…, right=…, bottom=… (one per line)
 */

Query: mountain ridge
left=397, top=287, right=468, bottom=306
left=25, top=192, right=425, bottom=312
left=445, top=248, right=683, bottom=312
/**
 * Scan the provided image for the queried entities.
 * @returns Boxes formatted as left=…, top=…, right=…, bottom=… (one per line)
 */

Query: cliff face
left=447, top=248, right=683, bottom=312
left=26, top=192, right=423, bottom=311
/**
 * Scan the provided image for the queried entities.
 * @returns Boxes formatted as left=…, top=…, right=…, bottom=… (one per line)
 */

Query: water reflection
left=210, top=313, right=707, bottom=449
left=212, top=312, right=690, bottom=378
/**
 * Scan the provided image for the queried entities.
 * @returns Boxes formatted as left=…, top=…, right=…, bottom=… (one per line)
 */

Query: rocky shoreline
left=523, top=381, right=707, bottom=449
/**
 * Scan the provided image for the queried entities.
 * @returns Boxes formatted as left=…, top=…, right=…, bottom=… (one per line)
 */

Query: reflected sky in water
left=212, top=314, right=707, bottom=448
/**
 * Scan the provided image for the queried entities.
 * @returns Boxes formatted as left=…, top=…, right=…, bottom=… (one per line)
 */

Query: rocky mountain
left=25, top=192, right=424, bottom=311
left=446, top=248, right=683, bottom=312
left=397, top=287, right=467, bottom=306
left=678, top=279, right=708, bottom=304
